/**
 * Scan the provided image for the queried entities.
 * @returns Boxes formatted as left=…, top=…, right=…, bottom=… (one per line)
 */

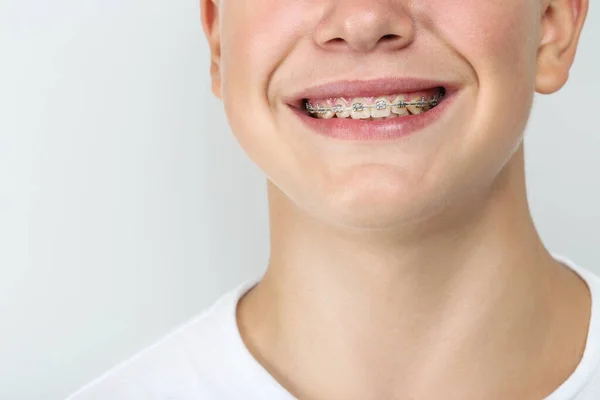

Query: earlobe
left=210, top=59, right=222, bottom=99
left=536, top=39, right=569, bottom=94
left=201, top=0, right=222, bottom=99
left=535, top=0, right=589, bottom=94
left=536, top=48, right=568, bottom=94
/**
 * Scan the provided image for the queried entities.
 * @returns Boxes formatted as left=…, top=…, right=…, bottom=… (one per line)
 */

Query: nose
left=313, top=0, right=415, bottom=53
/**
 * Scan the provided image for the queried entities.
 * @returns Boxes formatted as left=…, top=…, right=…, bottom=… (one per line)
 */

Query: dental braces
left=306, top=94, right=442, bottom=115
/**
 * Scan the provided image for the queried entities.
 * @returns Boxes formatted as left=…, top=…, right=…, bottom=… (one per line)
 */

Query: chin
left=311, top=191, right=434, bottom=231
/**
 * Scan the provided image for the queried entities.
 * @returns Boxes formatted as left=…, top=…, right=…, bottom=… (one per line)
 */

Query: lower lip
left=289, top=90, right=459, bottom=141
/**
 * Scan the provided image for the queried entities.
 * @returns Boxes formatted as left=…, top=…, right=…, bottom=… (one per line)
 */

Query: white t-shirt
left=67, top=253, right=600, bottom=400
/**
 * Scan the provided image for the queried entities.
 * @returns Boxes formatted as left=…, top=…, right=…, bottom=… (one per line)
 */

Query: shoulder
left=66, top=279, right=257, bottom=400
left=552, top=254, right=600, bottom=399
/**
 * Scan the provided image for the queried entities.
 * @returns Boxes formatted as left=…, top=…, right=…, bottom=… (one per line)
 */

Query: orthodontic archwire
left=306, top=94, right=443, bottom=115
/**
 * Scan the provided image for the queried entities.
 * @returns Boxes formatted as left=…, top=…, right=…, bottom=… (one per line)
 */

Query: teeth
left=315, top=100, right=335, bottom=119
left=426, top=94, right=439, bottom=111
left=334, top=98, right=351, bottom=118
left=304, top=89, right=443, bottom=119
left=407, top=95, right=426, bottom=115
left=370, top=97, right=391, bottom=119
left=350, top=98, right=371, bottom=119
left=391, top=95, right=409, bottom=116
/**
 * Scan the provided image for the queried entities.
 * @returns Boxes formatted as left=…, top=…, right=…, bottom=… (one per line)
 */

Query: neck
left=237, top=144, right=591, bottom=399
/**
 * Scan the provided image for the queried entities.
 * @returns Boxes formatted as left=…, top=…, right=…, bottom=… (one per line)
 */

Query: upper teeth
left=306, top=94, right=442, bottom=119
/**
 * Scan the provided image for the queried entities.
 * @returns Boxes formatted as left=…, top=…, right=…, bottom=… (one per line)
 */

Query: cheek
left=218, top=1, right=311, bottom=174
left=220, top=0, right=307, bottom=105
left=421, top=0, right=540, bottom=83
left=417, top=1, right=541, bottom=180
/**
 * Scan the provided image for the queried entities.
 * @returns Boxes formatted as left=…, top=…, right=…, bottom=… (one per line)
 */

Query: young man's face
left=202, top=0, right=587, bottom=229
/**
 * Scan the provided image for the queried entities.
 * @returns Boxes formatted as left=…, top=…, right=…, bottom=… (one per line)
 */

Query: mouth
left=301, top=86, right=446, bottom=120
left=284, top=78, right=460, bottom=140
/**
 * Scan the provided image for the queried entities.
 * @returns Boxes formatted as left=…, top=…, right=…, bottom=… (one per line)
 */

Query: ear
left=535, top=0, right=589, bottom=94
left=201, top=0, right=222, bottom=99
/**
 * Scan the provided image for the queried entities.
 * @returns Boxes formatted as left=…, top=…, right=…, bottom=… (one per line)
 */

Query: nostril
left=331, top=37, right=349, bottom=46
left=323, top=37, right=349, bottom=51
left=376, top=34, right=404, bottom=49
left=381, top=34, right=399, bottom=41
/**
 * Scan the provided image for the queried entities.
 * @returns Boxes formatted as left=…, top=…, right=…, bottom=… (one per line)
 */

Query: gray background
left=0, top=1, right=598, bottom=399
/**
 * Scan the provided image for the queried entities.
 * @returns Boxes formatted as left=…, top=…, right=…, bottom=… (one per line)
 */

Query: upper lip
left=284, top=77, right=456, bottom=108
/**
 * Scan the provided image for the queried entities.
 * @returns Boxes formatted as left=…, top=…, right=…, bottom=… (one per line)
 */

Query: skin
left=201, top=0, right=590, bottom=399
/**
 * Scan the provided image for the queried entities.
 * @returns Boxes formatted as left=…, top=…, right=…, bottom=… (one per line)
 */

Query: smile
left=286, top=78, right=460, bottom=141
left=304, top=87, right=444, bottom=120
